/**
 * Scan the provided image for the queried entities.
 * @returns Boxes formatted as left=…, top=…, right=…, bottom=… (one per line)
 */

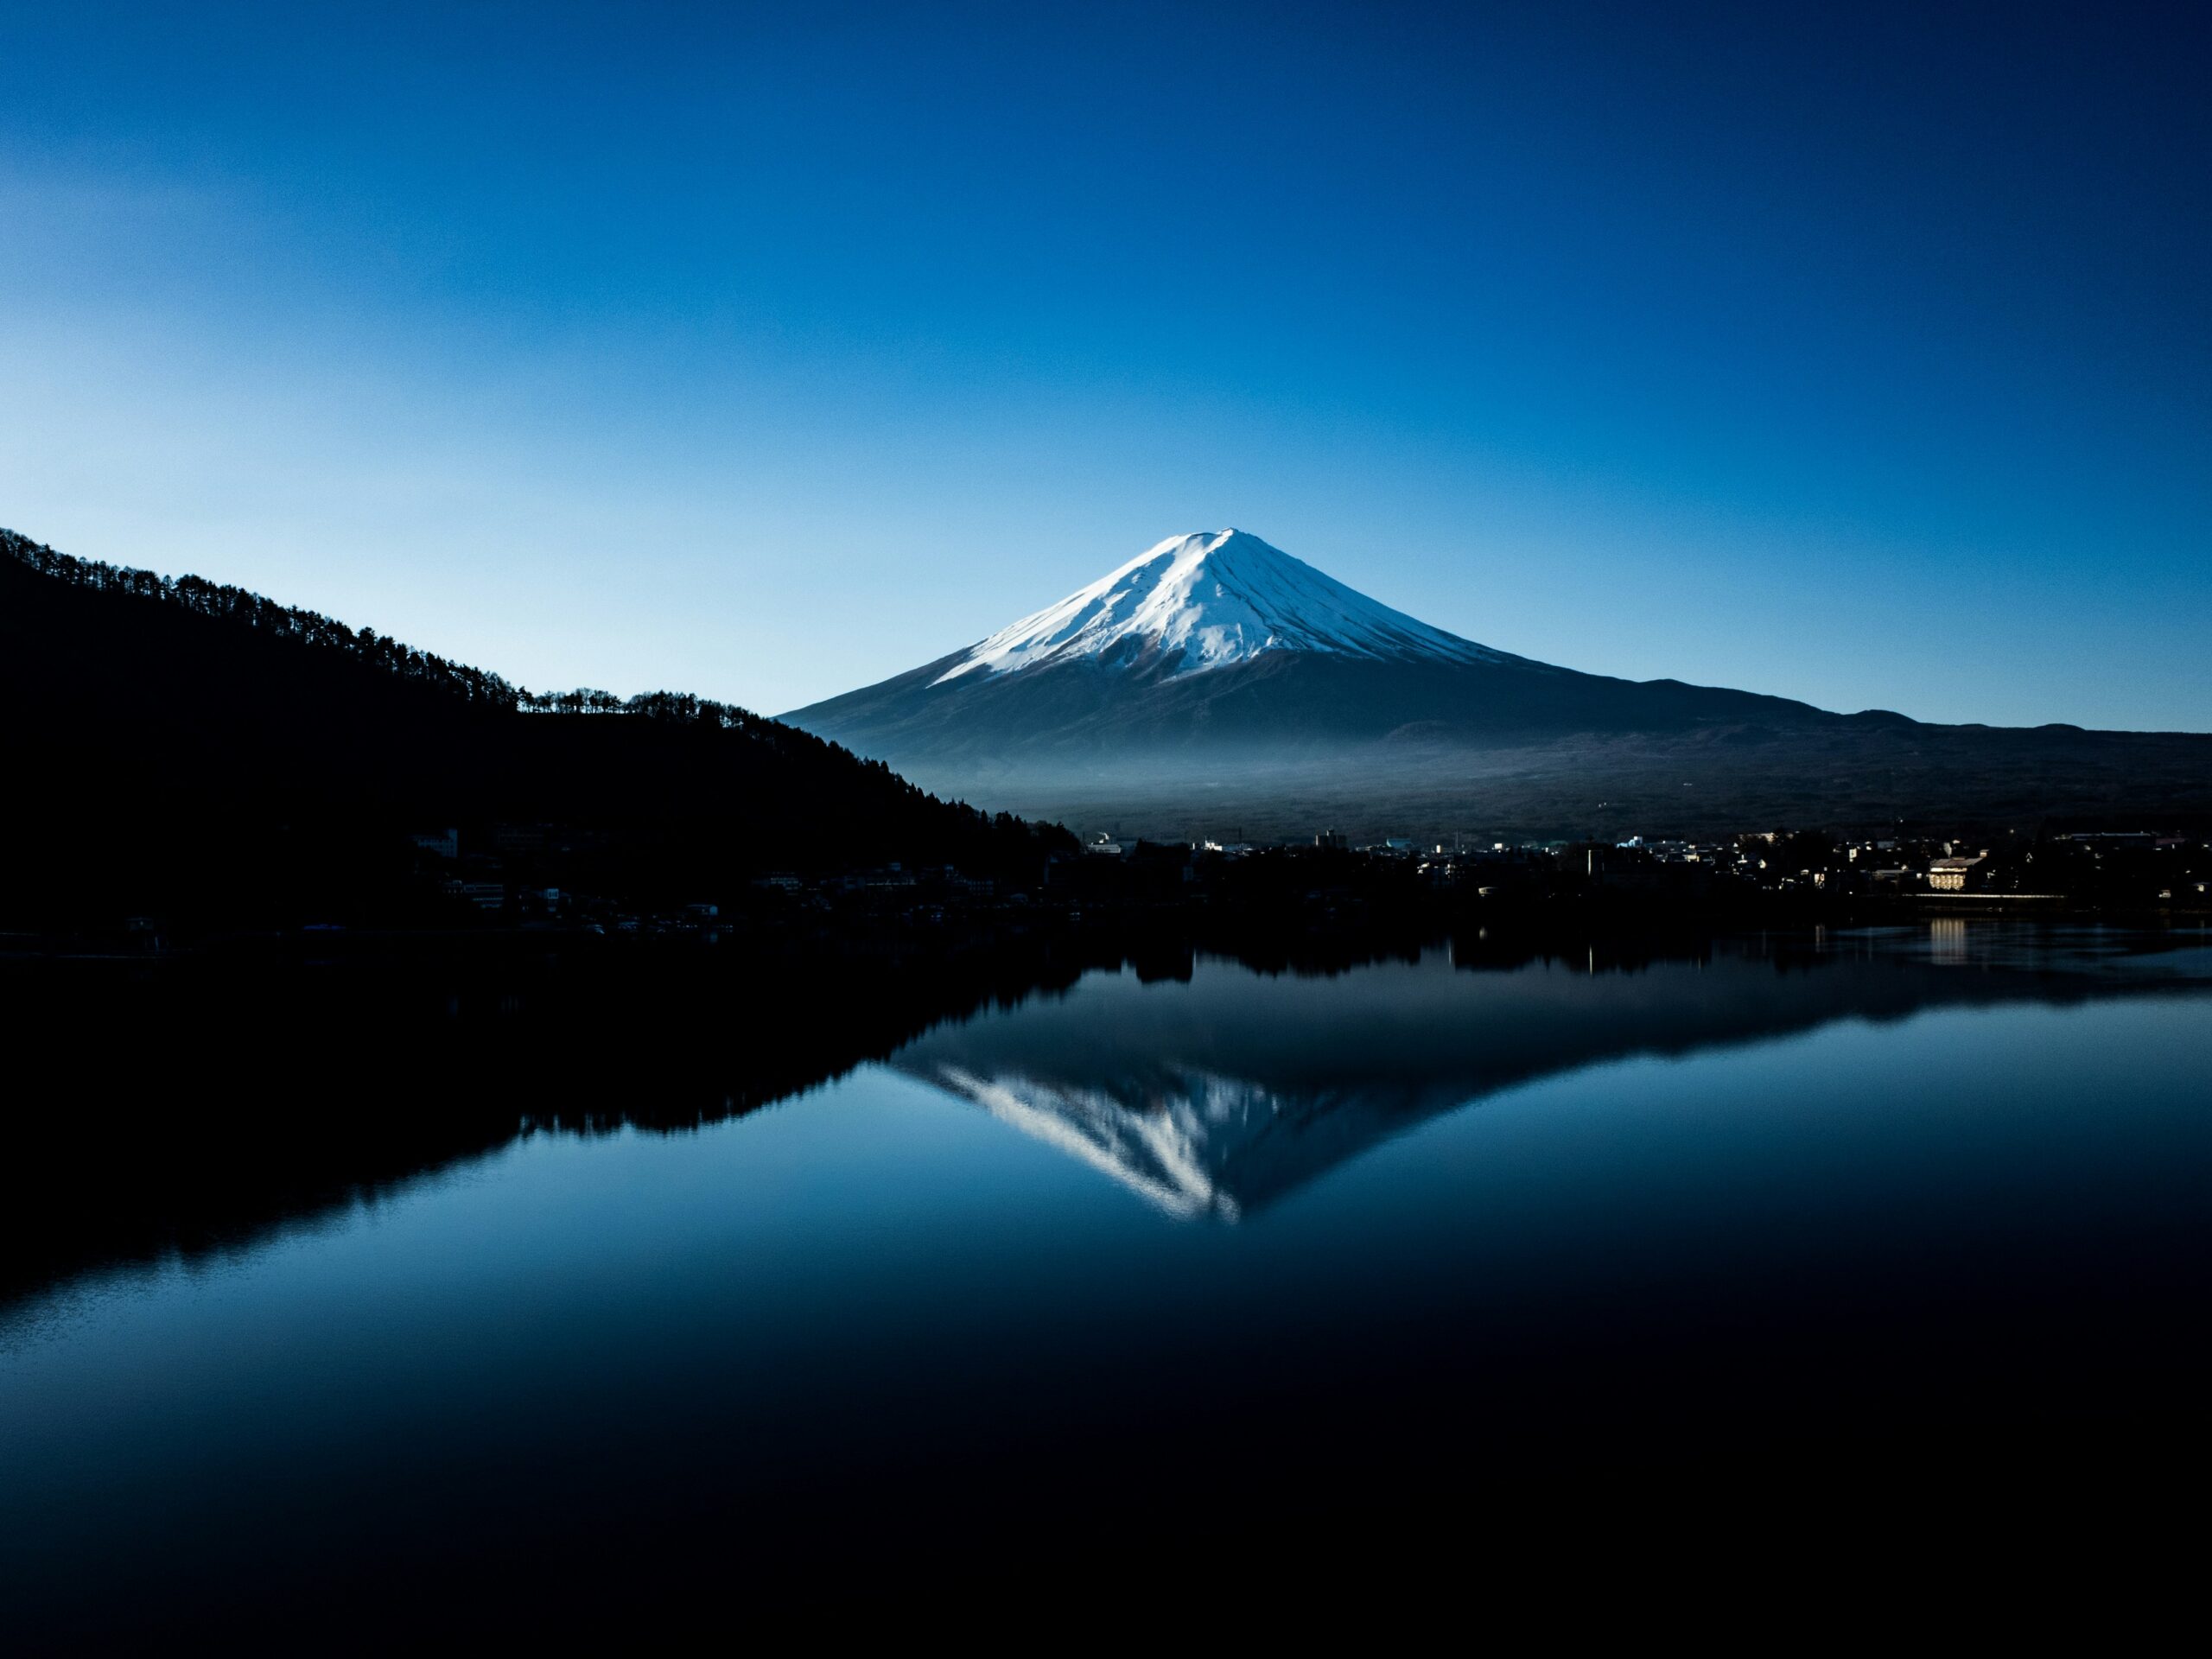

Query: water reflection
left=3, top=923, right=2209, bottom=1639
left=5, top=924, right=2207, bottom=1321
left=0, top=931, right=1122, bottom=1322
left=898, top=926, right=2212, bottom=1218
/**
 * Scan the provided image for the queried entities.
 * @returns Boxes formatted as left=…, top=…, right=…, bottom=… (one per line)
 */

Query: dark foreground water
left=3, top=925, right=2209, bottom=1637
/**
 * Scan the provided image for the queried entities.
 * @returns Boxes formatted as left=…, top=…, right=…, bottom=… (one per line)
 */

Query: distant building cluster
left=42, top=815, right=2205, bottom=963
left=405, top=819, right=2210, bottom=916
left=1065, top=821, right=2212, bottom=910
left=346, top=817, right=2212, bottom=947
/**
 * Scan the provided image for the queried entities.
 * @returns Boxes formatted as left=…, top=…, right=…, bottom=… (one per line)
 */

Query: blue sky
left=3, top=2, right=2206, bottom=728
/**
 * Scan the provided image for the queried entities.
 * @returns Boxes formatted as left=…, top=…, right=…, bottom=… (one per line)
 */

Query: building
left=1928, top=855, right=1986, bottom=892
left=491, top=823, right=551, bottom=855
left=442, top=879, right=505, bottom=911
left=844, top=868, right=917, bottom=891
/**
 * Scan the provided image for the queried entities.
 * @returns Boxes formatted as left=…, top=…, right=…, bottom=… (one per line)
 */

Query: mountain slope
left=0, top=528, right=1069, bottom=924
left=784, top=529, right=2212, bottom=836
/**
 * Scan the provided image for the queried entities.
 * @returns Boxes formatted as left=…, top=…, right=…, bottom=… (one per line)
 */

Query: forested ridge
left=1, top=528, right=1072, bottom=925
left=3, top=527, right=526, bottom=708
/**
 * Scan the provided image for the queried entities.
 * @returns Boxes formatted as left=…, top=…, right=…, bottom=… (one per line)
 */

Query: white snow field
left=931, top=528, right=1510, bottom=685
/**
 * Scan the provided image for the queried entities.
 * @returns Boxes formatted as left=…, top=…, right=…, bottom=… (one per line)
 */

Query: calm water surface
left=4, top=925, right=2209, bottom=1636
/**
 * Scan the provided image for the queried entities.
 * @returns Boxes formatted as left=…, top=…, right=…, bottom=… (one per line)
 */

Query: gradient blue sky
left=3, top=2, right=2205, bottom=728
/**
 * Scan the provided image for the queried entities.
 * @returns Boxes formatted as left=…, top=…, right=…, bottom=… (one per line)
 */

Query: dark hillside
left=0, top=530, right=1071, bottom=925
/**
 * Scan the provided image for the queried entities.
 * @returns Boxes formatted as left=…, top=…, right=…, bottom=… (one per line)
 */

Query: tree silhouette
left=1, top=525, right=1079, bottom=925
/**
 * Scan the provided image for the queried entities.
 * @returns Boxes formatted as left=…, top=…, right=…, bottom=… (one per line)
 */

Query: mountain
left=789, top=529, right=1825, bottom=755
left=938, top=528, right=1516, bottom=680
left=785, top=529, right=2212, bottom=836
left=0, top=528, right=1069, bottom=925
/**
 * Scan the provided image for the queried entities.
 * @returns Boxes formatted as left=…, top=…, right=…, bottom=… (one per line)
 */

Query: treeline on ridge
left=1, top=528, right=1073, bottom=926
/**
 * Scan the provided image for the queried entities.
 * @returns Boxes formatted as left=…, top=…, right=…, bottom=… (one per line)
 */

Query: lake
left=4, top=924, right=2209, bottom=1638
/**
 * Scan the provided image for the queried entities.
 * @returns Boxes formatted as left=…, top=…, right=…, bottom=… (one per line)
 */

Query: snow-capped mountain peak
left=931, top=528, right=1503, bottom=685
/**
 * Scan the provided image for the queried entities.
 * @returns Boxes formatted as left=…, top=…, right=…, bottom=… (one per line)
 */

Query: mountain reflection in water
left=3, top=923, right=2209, bottom=1640
left=900, top=926, right=2212, bottom=1219
left=6, top=924, right=2209, bottom=1323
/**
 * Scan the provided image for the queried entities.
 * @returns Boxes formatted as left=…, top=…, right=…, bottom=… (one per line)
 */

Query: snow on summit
left=932, top=529, right=1502, bottom=685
